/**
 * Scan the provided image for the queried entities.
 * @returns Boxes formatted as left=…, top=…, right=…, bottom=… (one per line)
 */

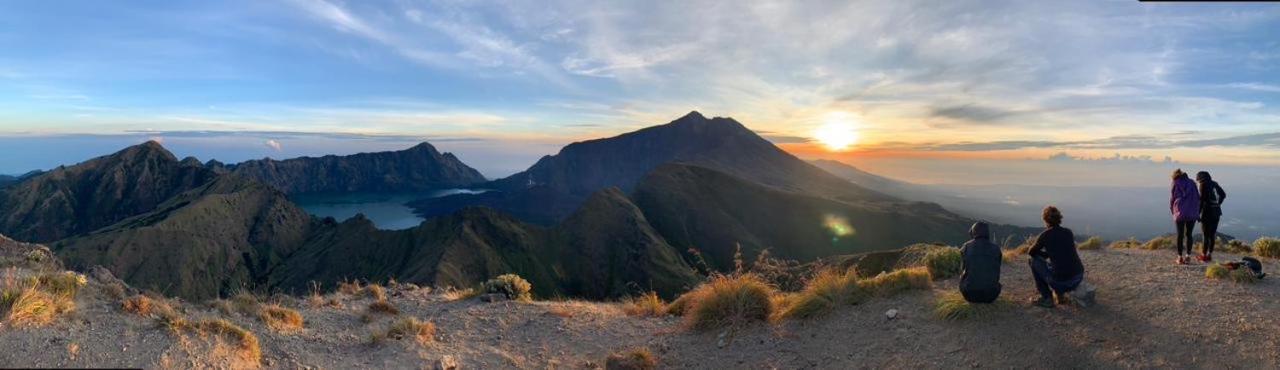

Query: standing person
left=1170, top=169, right=1200, bottom=265
left=960, top=221, right=1002, bottom=303
left=1027, top=206, right=1085, bottom=308
left=1196, top=171, right=1227, bottom=262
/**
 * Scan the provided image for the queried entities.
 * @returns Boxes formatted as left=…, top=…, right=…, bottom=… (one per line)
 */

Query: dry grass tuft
left=857, top=267, right=932, bottom=296
left=442, top=287, right=479, bottom=301
left=1206, top=263, right=1258, bottom=283
left=371, top=317, right=436, bottom=346
left=1143, top=236, right=1173, bottom=251
left=1077, top=236, right=1104, bottom=250
left=1108, top=238, right=1142, bottom=249
left=1254, top=237, right=1280, bottom=259
left=122, top=294, right=187, bottom=331
left=606, top=348, right=657, bottom=370
left=923, top=248, right=962, bottom=280
left=621, top=292, right=666, bottom=317
left=480, top=274, right=533, bottom=302
left=680, top=274, right=776, bottom=331
left=933, top=292, right=1012, bottom=321
left=258, top=304, right=304, bottom=332
left=337, top=279, right=362, bottom=295
left=777, top=269, right=862, bottom=320
left=365, top=284, right=387, bottom=301
left=23, top=271, right=88, bottom=296
left=229, top=290, right=260, bottom=315
left=0, top=270, right=79, bottom=327
left=190, top=318, right=262, bottom=364
left=664, top=293, right=694, bottom=317
left=1222, top=239, right=1252, bottom=254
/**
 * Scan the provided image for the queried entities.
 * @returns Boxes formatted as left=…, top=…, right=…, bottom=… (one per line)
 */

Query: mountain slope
left=411, top=111, right=893, bottom=224
left=228, top=142, right=486, bottom=194
left=0, top=141, right=221, bottom=243
left=631, top=163, right=1034, bottom=270
left=53, top=175, right=314, bottom=299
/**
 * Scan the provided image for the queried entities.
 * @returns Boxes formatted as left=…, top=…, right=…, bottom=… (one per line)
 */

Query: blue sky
left=1, top=1, right=1279, bottom=180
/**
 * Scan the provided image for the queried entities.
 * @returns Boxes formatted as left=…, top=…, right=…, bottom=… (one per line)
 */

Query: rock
left=480, top=293, right=509, bottom=303
left=435, top=355, right=458, bottom=370
left=717, top=331, right=728, bottom=348
left=886, top=309, right=899, bottom=320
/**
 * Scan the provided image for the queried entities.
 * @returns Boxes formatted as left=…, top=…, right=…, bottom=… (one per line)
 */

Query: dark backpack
left=1240, top=257, right=1266, bottom=279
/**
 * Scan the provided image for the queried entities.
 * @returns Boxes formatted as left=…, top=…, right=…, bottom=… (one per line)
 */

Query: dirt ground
left=1, top=248, right=1277, bottom=369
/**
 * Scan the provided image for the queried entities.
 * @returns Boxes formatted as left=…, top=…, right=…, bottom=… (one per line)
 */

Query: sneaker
left=1204, top=254, right=1213, bottom=262
left=1197, top=254, right=1208, bottom=262
left=1175, top=256, right=1187, bottom=265
left=1030, top=296, right=1054, bottom=308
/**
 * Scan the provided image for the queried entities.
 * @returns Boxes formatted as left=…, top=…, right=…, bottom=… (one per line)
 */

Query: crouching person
left=1028, top=206, right=1093, bottom=308
left=960, top=221, right=1002, bottom=303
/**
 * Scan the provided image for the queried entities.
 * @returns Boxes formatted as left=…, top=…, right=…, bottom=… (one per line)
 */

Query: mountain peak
left=116, top=140, right=177, bottom=163
left=678, top=110, right=706, bottom=121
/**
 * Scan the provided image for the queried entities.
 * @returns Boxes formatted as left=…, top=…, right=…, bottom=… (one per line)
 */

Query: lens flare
left=823, top=214, right=855, bottom=241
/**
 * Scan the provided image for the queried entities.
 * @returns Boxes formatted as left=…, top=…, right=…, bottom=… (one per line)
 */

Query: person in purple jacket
left=1170, top=169, right=1200, bottom=265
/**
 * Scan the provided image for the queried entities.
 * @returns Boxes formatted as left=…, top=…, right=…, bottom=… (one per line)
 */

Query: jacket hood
left=969, top=221, right=991, bottom=240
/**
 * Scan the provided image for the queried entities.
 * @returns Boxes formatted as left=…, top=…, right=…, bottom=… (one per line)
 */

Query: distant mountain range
left=220, top=142, right=486, bottom=194
left=0, top=111, right=1036, bottom=300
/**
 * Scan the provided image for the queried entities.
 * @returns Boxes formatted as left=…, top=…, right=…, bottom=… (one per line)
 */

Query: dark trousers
left=1201, top=215, right=1220, bottom=256
left=1030, top=256, right=1082, bottom=300
left=961, top=287, right=1001, bottom=304
left=1175, top=220, right=1197, bottom=255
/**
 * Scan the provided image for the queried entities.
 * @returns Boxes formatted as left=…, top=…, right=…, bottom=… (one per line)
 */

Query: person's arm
left=1028, top=233, right=1048, bottom=258
left=1216, top=183, right=1226, bottom=205
left=1170, top=184, right=1177, bottom=214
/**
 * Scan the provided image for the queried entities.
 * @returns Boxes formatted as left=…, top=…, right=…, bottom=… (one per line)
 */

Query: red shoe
left=1175, top=256, right=1186, bottom=265
left=1204, top=255, right=1213, bottom=262
left=1197, top=254, right=1208, bottom=262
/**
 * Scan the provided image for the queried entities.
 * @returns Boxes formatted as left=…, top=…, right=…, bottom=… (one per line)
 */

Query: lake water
left=293, top=189, right=485, bottom=230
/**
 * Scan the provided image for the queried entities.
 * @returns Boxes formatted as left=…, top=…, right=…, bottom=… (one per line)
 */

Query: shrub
left=858, top=267, right=931, bottom=296
left=338, top=279, right=362, bottom=295
left=621, top=292, right=666, bottom=317
left=1254, top=237, right=1280, bottom=258
left=190, top=319, right=261, bottom=364
left=606, top=348, right=657, bottom=370
left=923, top=248, right=962, bottom=280
left=1205, top=264, right=1230, bottom=279
left=1077, top=237, right=1103, bottom=250
left=258, top=304, right=304, bottom=332
left=229, top=290, right=260, bottom=315
left=480, top=274, right=533, bottom=302
left=778, top=269, right=862, bottom=320
left=372, top=317, right=435, bottom=345
left=683, top=274, right=776, bottom=331
left=933, top=292, right=1010, bottom=321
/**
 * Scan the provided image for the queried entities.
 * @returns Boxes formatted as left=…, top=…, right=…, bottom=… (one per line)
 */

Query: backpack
left=1226, top=257, right=1266, bottom=279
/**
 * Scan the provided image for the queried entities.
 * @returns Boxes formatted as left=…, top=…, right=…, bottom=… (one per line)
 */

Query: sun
left=813, top=113, right=860, bottom=151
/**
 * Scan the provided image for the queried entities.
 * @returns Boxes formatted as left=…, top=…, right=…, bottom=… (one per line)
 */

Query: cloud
left=928, top=104, right=1025, bottom=124
left=873, top=131, right=1280, bottom=152
left=1047, top=152, right=1177, bottom=165
left=264, top=139, right=283, bottom=151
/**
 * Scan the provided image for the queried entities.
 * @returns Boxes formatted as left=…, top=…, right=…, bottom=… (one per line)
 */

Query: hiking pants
left=1201, top=216, right=1220, bottom=256
left=1175, top=220, right=1196, bottom=256
left=1030, top=256, right=1082, bottom=300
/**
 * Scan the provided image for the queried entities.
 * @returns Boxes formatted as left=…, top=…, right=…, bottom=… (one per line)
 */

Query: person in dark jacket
left=960, top=221, right=1002, bottom=303
left=1196, top=171, right=1227, bottom=262
left=1170, top=169, right=1200, bottom=265
left=1027, top=206, right=1085, bottom=308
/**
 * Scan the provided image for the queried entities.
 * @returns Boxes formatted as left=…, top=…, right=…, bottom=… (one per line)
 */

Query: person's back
left=959, top=221, right=1002, bottom=303
left=1030, top=226, right=1084, bottom=281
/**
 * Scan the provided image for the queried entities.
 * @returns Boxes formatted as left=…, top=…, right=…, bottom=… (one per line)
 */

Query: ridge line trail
left=1, top=249, right=1277, bottom=369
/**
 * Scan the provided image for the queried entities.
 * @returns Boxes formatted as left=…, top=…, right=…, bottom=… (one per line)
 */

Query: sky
left=1, top=0, right=1279, bottom=182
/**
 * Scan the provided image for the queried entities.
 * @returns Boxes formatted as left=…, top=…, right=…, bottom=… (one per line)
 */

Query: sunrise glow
left=814, top=113, right=861, bottom=151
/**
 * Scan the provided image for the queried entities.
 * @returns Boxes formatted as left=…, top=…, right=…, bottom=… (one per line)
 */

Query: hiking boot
left=1030, top=296, right=1054, bottom=308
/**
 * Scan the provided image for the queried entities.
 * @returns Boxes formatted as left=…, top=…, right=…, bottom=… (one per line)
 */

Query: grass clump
left=1143, top=236, right=1173, bottom=251
left=606, top=348, right=657, bottom=370
left=1077, top=236, right=1103, bottom=250
left=777, top=269, right=862, bottom=320
left=371, top=317, right=436, bottom=346
left=190, top=318, right=262, bottom=364
left=1108, top=238, right=1142, bottom=249
left=258, top=304, right=304, bottom=332
left=680, top=274, right=776, bottom=331
left=933, top=292, right=1011, bottom=321
left=923, top=248, right=962, bottom=280
left=1254, top=237, right=1280, bottom=259
left=664, top=293, right=693, bottom=317
left=1, top=270, right=80, bottom=327
left=621, top=291, right=666, bottom=317
left=857, top=267, right=932, bottom=296
left=1206, top=264, right=1258, bottom=283
left=480, top=274, right=533, bottom=302
left=1222, top=239, right=1252, bottom=254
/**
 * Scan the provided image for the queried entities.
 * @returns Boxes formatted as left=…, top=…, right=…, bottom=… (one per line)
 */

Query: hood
left=969, top=221, right=991, bottom=240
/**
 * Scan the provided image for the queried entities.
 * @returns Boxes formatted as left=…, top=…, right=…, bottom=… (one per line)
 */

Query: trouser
left=1175, top=220, right=1197, bottom=256
left=961, top=286, right=1001, bottom=304
left=1201, top=215, right=1220, bottom=256
left=1030, top=256, right=1082, bottom=300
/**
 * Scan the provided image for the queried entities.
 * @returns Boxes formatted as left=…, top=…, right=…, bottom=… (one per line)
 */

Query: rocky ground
left=1, top=245, right=1277, bottom=369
